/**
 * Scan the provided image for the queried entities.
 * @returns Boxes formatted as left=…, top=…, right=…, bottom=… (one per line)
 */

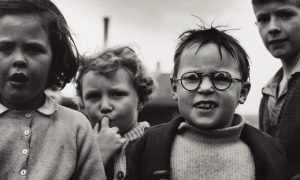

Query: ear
left=171, top=80, right=178, bottom=101
left=238, top=82, right=251, bottom=104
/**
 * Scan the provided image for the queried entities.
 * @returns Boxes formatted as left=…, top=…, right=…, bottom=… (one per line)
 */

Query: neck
left=281, top=54, right=300, bottom=80
left=0, top=93, right=45, bottom=111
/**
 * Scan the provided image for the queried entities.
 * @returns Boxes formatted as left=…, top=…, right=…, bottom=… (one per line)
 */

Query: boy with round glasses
left=127, top=25, right=287, bottom=180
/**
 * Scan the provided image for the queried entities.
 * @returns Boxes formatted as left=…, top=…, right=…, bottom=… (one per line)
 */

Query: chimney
left=103, top=17, right=109, bottom=48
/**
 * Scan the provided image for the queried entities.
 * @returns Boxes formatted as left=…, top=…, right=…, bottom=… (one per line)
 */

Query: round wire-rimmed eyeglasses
left=173, top=71, right=243, bottom=91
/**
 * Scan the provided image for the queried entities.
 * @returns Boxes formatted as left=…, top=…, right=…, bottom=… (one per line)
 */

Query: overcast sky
left=52, top=0, right=282, bottom=115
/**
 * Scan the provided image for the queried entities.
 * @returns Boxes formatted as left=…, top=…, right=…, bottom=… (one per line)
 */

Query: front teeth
left=195, top=102, right=217, bottom=110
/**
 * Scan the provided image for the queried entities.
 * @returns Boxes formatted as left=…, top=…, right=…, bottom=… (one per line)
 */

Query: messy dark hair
left=76, top=46, right=156, bottom=107
left=171, top=24, right=250, bottom=83
left=0, top=0, right=79, bottom=89
left=252, top=0, right=300, bottom=6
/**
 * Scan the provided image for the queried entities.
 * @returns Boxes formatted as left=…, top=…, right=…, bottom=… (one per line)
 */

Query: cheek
left=257, top=26, right=267, bottom=38
left=85, top=104, right=99, bottom=121
left=220, top=91, right=240, bottom=109
left=177, top=92, right=193, bottom=112
left=118, top=102, right=137, bottom=118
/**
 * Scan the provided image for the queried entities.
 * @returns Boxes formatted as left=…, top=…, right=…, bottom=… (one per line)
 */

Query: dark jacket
left=105, top=140, right=136, bottom=180
left=127, top=116, right=287, bottom=180
left=259, top=73, right=300, bottom=178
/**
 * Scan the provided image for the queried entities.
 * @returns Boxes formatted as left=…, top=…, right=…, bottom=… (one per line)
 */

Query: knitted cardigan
left=127, top=116, right=288, bottom=180
left=0, top=96, right=106, bottom=180
left=259, top=73, right=300, bottom=178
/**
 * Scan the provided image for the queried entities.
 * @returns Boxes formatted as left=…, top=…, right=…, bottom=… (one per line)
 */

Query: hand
left=94, top=117, right=127, bottom=166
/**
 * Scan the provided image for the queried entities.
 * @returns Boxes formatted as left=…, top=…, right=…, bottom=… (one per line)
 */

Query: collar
left=178, top=114, right=245, bottom=140
left=123, top=121, right=150, bottom=141
left=262, top=68, right=283, bottom=97
left=262, top=64, right=300, bottom=97
left=0, top=94, right=58, bottom=115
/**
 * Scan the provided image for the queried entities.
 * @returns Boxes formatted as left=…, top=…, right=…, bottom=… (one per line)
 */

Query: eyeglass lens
left=180, top=72, right=232, bottom=91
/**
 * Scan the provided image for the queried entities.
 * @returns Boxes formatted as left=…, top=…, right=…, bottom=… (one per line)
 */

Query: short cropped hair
left=252, top=0, right=300, bottom=6
left=0, top=0, right=79, bottom=89
left=172, top=25, right=250, bottom=83
left=76, top=46, right=156, bottom=106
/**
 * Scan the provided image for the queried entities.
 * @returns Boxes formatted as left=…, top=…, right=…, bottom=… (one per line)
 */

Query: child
left=0, top=0, right=105, bottom=179
left=127, top=26, right=288, bottom=180
left=76, top=46, right=156, bottom=180
left=252, top=0, right=300, bottom=178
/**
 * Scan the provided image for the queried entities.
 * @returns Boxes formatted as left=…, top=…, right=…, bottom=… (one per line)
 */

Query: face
left=0, top=14, right=52, bottom=110
left=253, top=2, right=300, bottom=61
left=81, top=68, right=139, bottom=134
left=172, top=43, right=250, bottom=129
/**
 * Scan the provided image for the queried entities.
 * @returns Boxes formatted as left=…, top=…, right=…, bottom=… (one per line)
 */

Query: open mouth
left=269, top=39, right=286, bottom=45
left=9, top=73, right=28, bottom=83
left=194, top=101, right=218, bottom=111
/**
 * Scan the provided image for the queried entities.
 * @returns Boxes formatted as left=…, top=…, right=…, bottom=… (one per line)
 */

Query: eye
left=277, top=10, right=295, bottom=20
left=84, top=92, right=101, bottom=101
left=24, top=44, right=47, bottom=54
left=213, top=72, right=232, bottom=83
left=256, top=14, right=270, bottom=24
left=0, top=43, right=14, bottom=54
left=181, top=72, right=199, bottom=82
left=110, top=90, right=127, bottom=98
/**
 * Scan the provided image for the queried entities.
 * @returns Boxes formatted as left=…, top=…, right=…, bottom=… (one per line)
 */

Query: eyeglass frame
left=172, top=71, right=244, bottom=91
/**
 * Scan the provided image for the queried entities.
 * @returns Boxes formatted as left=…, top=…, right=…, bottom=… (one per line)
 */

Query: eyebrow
left=0, top=39, right=48, bottom=46
left=84, top=90, right=99, bottom=99
left=24, top=42, right=48, bottom=51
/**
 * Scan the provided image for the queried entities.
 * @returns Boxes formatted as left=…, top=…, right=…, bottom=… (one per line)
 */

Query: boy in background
left=252, top=0, right=300, bottom=178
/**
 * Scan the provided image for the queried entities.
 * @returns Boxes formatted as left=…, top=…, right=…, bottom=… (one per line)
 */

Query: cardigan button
left=20, top=169, right=27, bottom=176
left=117, top=171, right=124, bottom=179
left=24, top=130, right=30, bottom=136
left=22, top=149, right=29, bottom=155
left=25, top=113, right=32, bottom=118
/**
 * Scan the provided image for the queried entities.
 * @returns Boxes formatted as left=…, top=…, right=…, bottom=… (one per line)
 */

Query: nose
left=197, top=76, right=214, bottom=95
left=99, top=97, right=113, bottom=114
left=268, top=16, right=281, bottom=36
left=12, top=50, right=27, bottom=68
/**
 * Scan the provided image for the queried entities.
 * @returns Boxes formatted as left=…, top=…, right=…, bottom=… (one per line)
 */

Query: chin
left=269, top=49, right=289, bottom=59
left=187, top=118, right=214, bottom=129
left=7, top=96, right=28, bottom=104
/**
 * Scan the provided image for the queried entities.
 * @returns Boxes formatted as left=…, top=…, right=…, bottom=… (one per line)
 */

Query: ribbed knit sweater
left=170, top=115, right=255, bottom=180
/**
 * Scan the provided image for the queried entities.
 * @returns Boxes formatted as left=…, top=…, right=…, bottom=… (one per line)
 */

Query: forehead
left=0, top=13, right=41, bottom=26
left=0, top=14, right=46, bottom=39
left=81, top=68, right=134, bottom=89
left=253, top=1, right=300, bottom=14
left=178, top=43, right=239, bottom=73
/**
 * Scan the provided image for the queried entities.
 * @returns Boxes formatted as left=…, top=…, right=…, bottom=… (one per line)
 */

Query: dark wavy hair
left=0, top=0, right=79, bottom=89
left=76, top=46, right=156, bottom=107
left=252, top=0, right=300, bottom=6
left=171, top=24, right=250, bottom=83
